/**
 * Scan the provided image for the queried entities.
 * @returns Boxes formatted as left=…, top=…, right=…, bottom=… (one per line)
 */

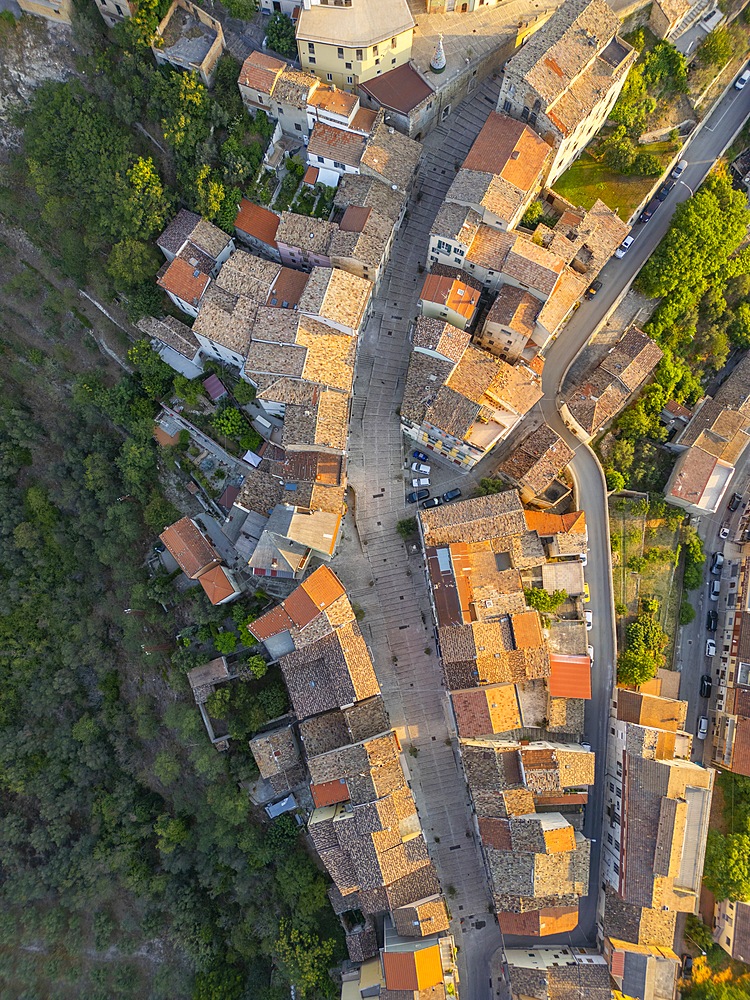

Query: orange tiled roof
left=157, top=256, right=210, bottom=307
left=308, top=86, right=358, bottom=117
left=159, top=517, right=220, bottom=579
left=238, top=50, right=285, bottom=93
left=524, top=509, right=586, bottom=535
left=463, top=111, right=550, bottom=192
left=382, top=944, right=443, bottom=991
left=549, top=654, right=591, bottom=699
left=234, top=198, right=280, bottom=246
left=510, top=610, right=543, bottom=649
left=198, top=565, right=237, bottom=605
left=300, top=565, right=346, bottom=609
left=311, top=778, right=350, bottom=807
left=420, top=273, right=479, bottom=321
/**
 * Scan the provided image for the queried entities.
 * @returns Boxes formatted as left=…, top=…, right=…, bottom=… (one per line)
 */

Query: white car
left=706, top=638, right=716, bottom=657
left=411, top=462, right=431, bottom=475
left=614, top=235, right=634, bottom=258
left=412, top=477, right=430, bottom=488
left=580, top=741, right=592, bottom=752
left=587, top=644, right=594, bottom=663
left=579, top=550, right=588, bottom=567
left=697, top=716, right=709, bottom=740
left=719, top=523, right=730, bottom=539
left=735, top=69, right=750, bottom=90
left=584, top=610, right=593, bottom=631
left=710, top=579, right=721, bottom=601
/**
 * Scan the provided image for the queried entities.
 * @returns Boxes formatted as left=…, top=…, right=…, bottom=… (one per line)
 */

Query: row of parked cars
left=406, top=452, right=462, bottom=509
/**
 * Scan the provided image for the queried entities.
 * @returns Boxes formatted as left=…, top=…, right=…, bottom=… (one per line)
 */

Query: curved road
left=500, top=76, right=750, bottom=956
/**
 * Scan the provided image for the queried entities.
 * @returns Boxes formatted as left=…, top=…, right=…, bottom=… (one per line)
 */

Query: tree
left=601, top=126, right=635, bottom=174
left=274, top=921, right=336, bottom=999
left=396, top=517, right=417, bottom=539
left=106, top=238, right=161, bottom=289
left=118, top=156, right=170, bottom=241
left=730, top=302, right=750, bottom=347
left=246, top=655, right=268, bottom=679
left=266, top=13, right=297, bottom=58
left=213, top=406, right=246, bottom=439
left=606, top=469, right=625, bottom=492
left=232, top=380, right=256, bottom=405
left=703, top=830, right=750, bottom=901
left=127, top=340, right=175, bottom=400
left=524, top=588, right=567, bottom=613
left=632, top=151, right=662, bottom=177
left=679, top=601, right=695, bottom=625
left=143, top=492, right=181, bottom=534
left=214, top=631, right=237, bottom=654
left=698, top=26, right=734, bottom=67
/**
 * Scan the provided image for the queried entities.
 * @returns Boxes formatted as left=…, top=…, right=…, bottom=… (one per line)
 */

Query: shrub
left=397, top=518, right=417, bottom=539
left=524, top=588, right=567, bottom=613
left=679, top=601, right=695, bottom=625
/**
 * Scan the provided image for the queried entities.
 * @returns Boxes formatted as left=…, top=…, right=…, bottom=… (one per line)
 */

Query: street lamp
left=683, top=933, right=707, bottom=956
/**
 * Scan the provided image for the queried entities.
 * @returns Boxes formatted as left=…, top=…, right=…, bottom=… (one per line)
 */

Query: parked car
left=657, top=179, right=674, bottom=201
left=411, top=462, right=431, bottom=474
left=700, top=674, right=713, bottom=699
left=412, top=477, right=430, bottom=488
left=706, top=638, right=716, bottom=657
left=710, top=579, right=721, bottom=601
left=682, top=955, right=694, bottom=979
left=707, top=609, right=718, bottom=632
left=711, top=551, right=724, bottom=575
left=412, top=450, right=428, bottom=462
left=584, top=610, right=593, bottom=631
left=671, top=159, right=688, bottom=179
left=587, top=645, right=594, bottom=664
left=442, top=488, right=463, bottom=503
left=420, top=496, right=442, bottom=509
left=719, top=522, right=730, bottom=539
left=638, top=197, right=659, bottom=224
left=697, top=716, right=709, bottom=740
left=614, top=235, right=635, bottom=258
left=735, top=68, right=750, bottom=90
left=580, top=741, right=592, bottom=752
left=406, top=489, right=429, bottom=504
left=579, top=550, right=588, bottom=567
left=583, top=583, right=590, bottom=603
left=584, top=279, right=602, bottom=300
left=729, top=492, right=743, bottom=511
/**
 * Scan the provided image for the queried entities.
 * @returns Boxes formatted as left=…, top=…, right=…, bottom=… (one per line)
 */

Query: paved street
left=336, top=77, right=503, bottom=1000
left=334, top=64, right=750, bottom=1000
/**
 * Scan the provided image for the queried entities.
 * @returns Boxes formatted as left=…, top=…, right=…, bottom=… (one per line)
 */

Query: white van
left=736, top=69, right=750, bottom=90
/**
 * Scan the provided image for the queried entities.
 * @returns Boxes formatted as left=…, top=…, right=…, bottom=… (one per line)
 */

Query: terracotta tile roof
left=421, top=490, right=527, bottom=547
left=452, top=685, right=521, bottom=737
left=198, top=565, right=238, bottom=604
left=420, top=273, right=480, bottom=322
left=297, top=266, right=371, bottom=332
left=392, top=897, right=450, bottom=938
left=308, top=121, right=366, bottom=168
left=301, top=565, right=347, bottom=609
left=303, top=165, right=319, bottom=186
left=600, top=325, right=664, bottom=392
left=502, top=237, right=566, bottom=297
left=334, top=173, right=405, bottom=225
left=537, top=269, right=588, bottom=334
left=308, top=85, right=359, bottom=117
left=412, top=317, right=471, bottom=365
left=485, top=284, right=542, bottom=337
left=465, top=225, right=516, bottom=270
left=267, top=268, right=310, bottom=309
left=159, top=517, right=220, bottom=579
left=276, top=212, right=337, bottom=254
left=157, top=208, right=202, bottom=256
left=665, top=447, right=719, bottom=507
left=616, top=690, right=687, bottom=731
left=337, top=204, right=369, bottom=233
left=548, top=654, right=592, bottom=699
left=382, top=945, right=443, bottom=991
left=137, top=314, right=200, bottom=360
left=238, top=50, right=285, bottom=93
left=157, top=255, right=210, bottom=306
left=311, top=778, right=350, bottom=806
left=431, top=201, right=483, bottom=247
left=464, top=112, right=549, bottom=191
left=350, top=107, right=378, bottom=133
left=359, top=62, right=434, bottom=115
left=498, top=423, right=574, bottom=496
left=361, top=122, right=422, bottom=192
left=401, top=352, right=455, bottom=425
left=234, top=198, right=280, bottom=246
left=497, top=906, right=579, bottom=936
left=273, top=67, right=319, bottom=109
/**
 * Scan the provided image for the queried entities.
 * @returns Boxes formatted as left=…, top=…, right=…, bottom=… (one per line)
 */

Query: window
left=436, top=240, right=452, bottom=253
left=441, top=105, right=451, bottom=122
left=347, top=76, right=353, bottom=84
left=373, top=45, right=379, bottom=55
left=317, top=155, right=325, bottom=163
left=346, top=61, right=352, bottom=68
left=327, top=73, right=333, bottom=81
left=607, top=834, right=613, bottom=845
left=337, top=46, right=344, bottom=58
left=309, top=56, right=316, bottom=64
left=392, top=58, right=396, bottom=64
left=609, top=782, right=615, bottom=793
left=294, top=123, right=302, bottom=131
left=375, top=58, right=380, bottom=65
left=392, top=36, right=396, bottom=46
left=356, top=48, right=363, bottom=60
left=308, top=42, right=315, bottom=53
left=614, top=862, right=620, bottom=875
left=521, top=106, right=529, bottom=121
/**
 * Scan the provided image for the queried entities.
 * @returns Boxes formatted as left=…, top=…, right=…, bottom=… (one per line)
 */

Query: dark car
left=700, top=674, right=713, bottom=699
left=584, top=279, right=602, bottom=300
left=729, top=492, right=743, bottom=511
left=682, top=955, right=694, bottom=980
left=420, top=496, right=443, bottom=510
left=707, top=609, right=718, bottom=632
left=657, top=179, right=675, bottom=201
left=412, top=450, right=428, bottom=462
left=443, top=488, right=463, bottom=503
left=406, top=489, right=429, bottom=504
left=638, top=197, right=659, bottom=224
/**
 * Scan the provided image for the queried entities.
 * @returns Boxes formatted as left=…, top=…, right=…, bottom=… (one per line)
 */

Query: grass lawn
left=553, top=141, right=677, bottom=220
left=608, top=495, right=682, bottom=667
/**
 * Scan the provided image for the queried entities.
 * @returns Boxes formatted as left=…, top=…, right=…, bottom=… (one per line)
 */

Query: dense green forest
left=0, top=338, right=343, bottom=998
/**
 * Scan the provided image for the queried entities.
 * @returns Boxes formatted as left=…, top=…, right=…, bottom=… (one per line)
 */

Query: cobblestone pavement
left=332, top=77, right=503, bottom=1000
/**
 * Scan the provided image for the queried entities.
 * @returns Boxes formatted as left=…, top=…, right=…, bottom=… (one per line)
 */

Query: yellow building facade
left=17, top=0, right=72, bottom=23
left=296, top=0, right=415, bottom=91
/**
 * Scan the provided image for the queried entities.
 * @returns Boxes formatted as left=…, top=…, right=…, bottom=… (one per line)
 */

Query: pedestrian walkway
left=336, top=76, right=504, bottom=997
